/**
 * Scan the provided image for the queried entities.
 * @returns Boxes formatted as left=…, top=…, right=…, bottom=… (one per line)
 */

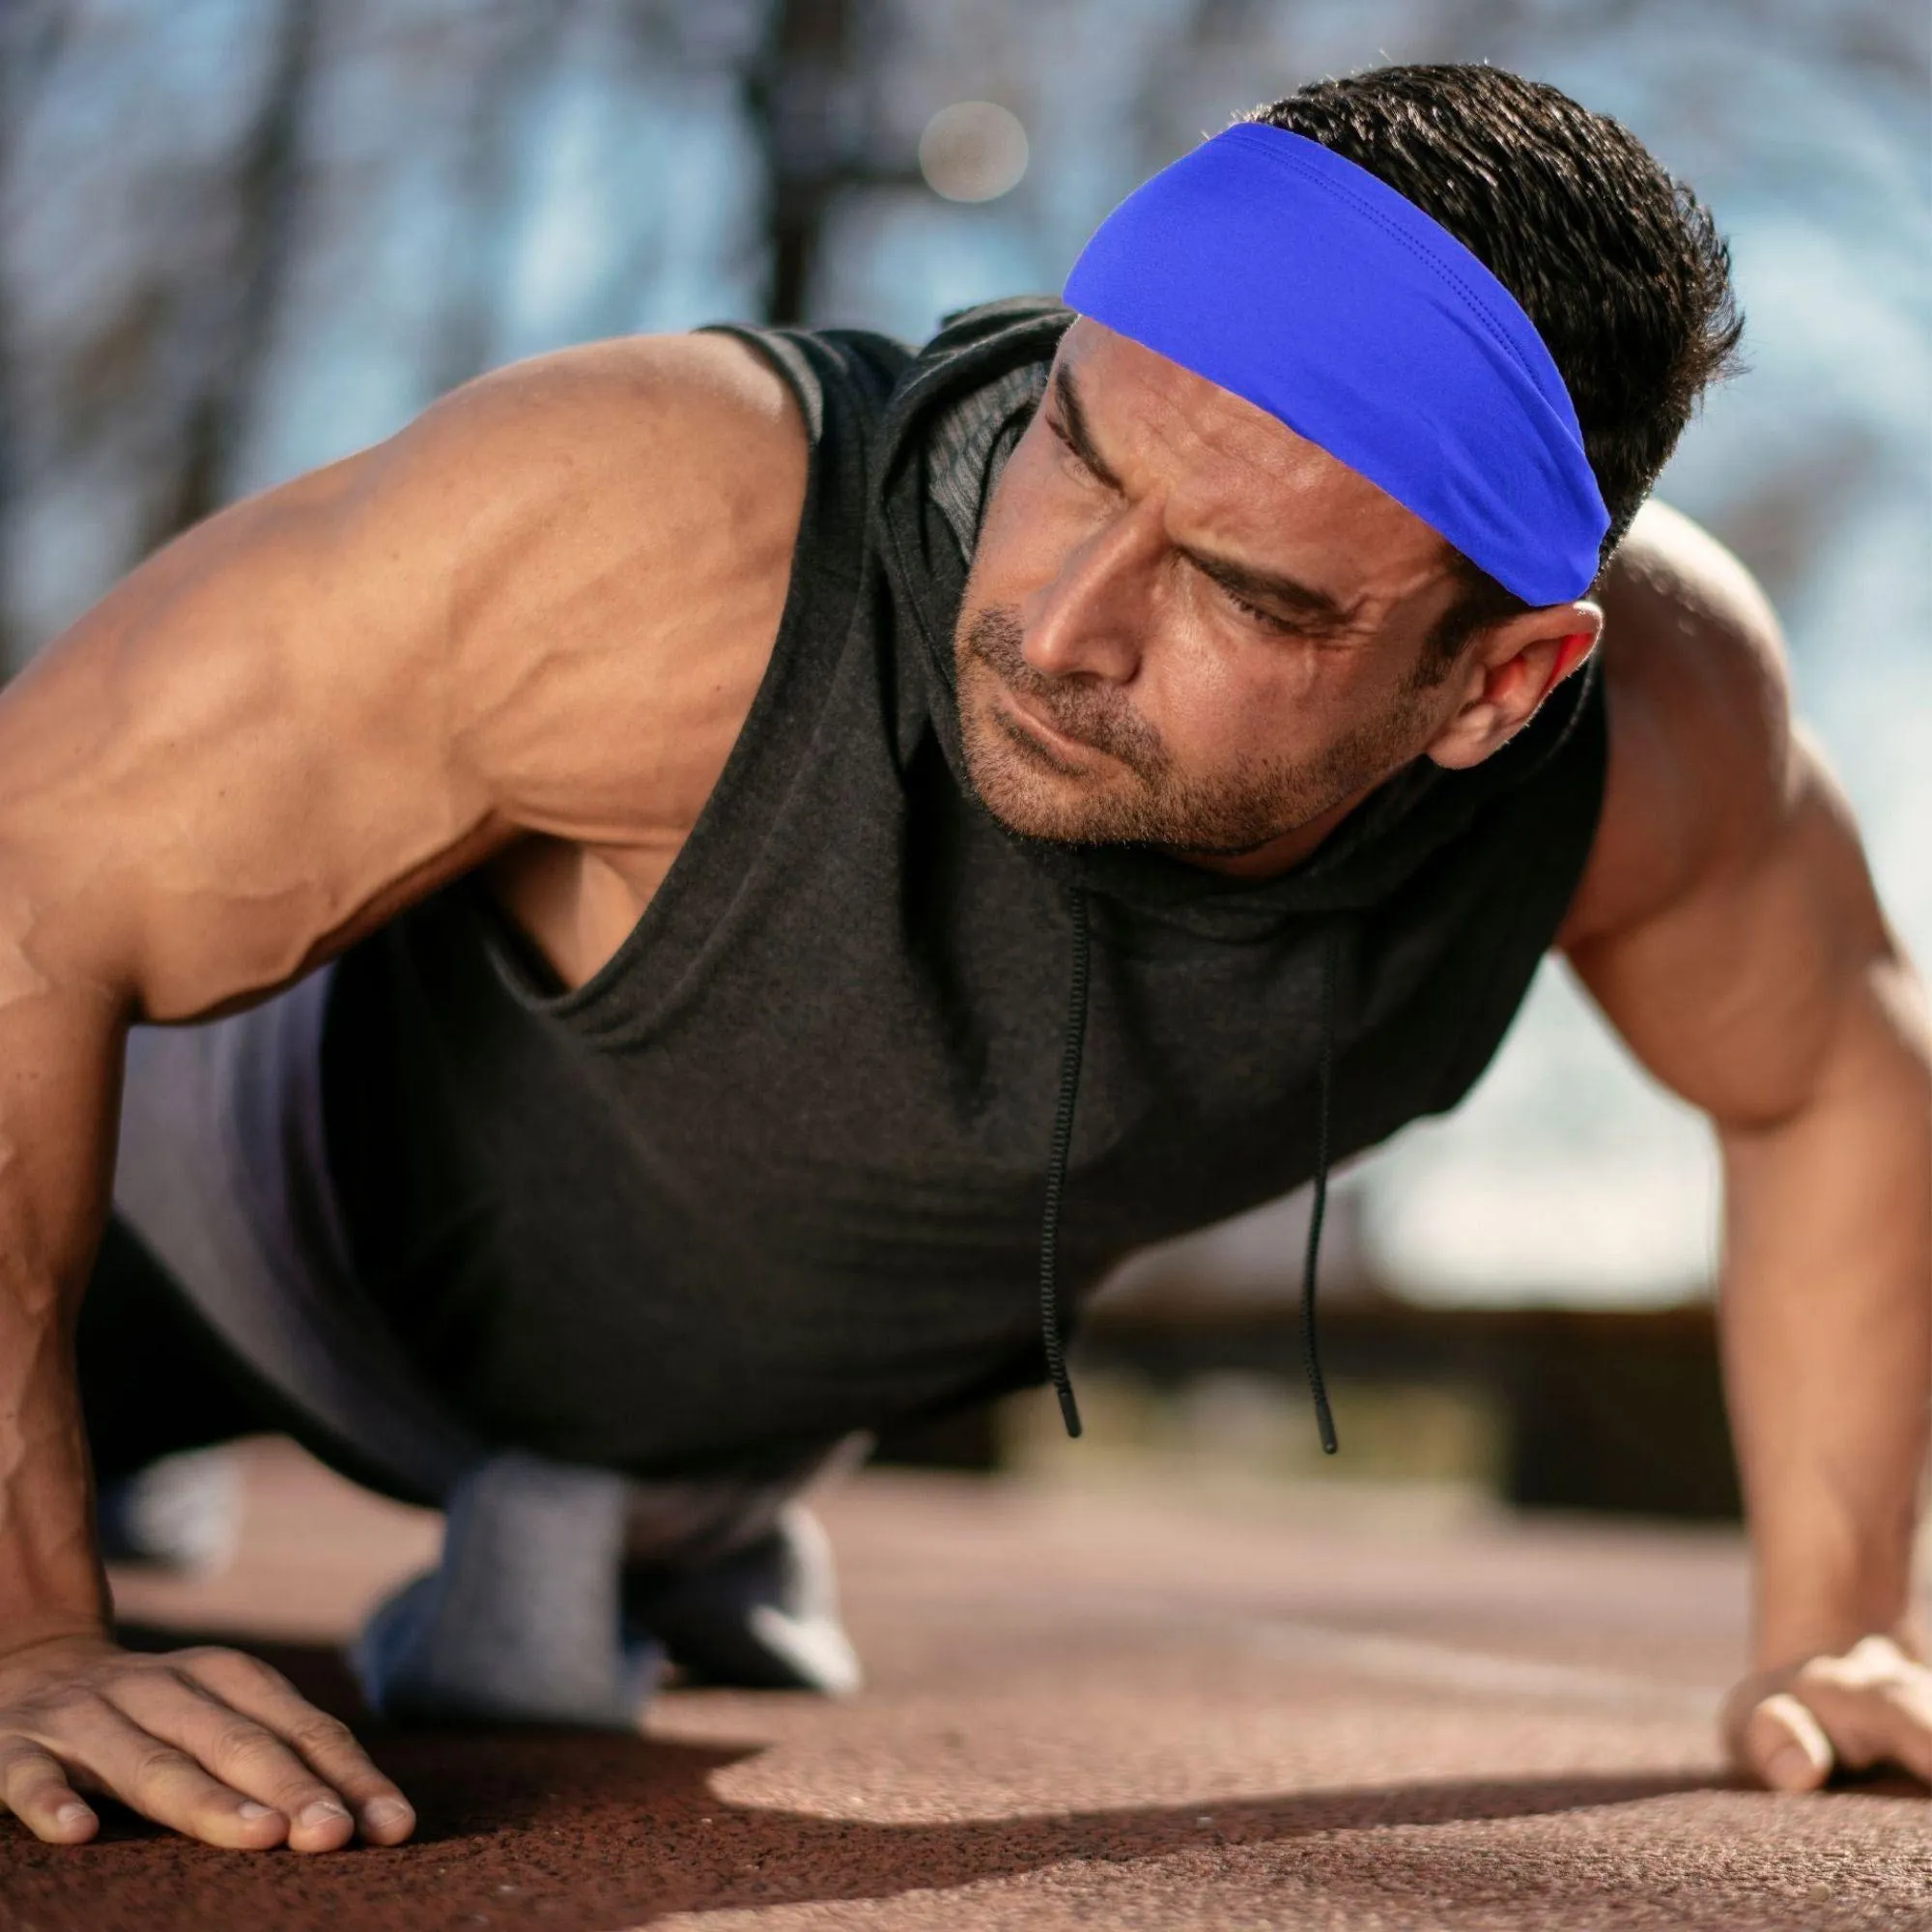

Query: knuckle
left=191, top=1647, right=290, bottom=1695
left=211, top=1719, right=281, bottom=1767
left=172, top=1645, right=238, bottom=1667
left=289, top=1714, right=355, bottom=1758
left=242, top=1657, right=297, bottom=1698
left=149, top=1664, right=213, bottom=1706
left=0, top=1741, right=50, bottom=1785
left=99, top=1661, right=164, bottom=1701
left=34, top=1686, right=104, bottom=1728
left=128, top=1743, right=193, bottom=1788
left=1794, top=1655, right=1854, bottom=1692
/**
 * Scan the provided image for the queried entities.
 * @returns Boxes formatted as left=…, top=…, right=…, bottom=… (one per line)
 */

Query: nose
left=1019, top=497, right=1161, bottom=685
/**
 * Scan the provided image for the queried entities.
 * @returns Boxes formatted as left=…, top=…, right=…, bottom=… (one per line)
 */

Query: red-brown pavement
left=4, top=1437, right=1927, bottom=1932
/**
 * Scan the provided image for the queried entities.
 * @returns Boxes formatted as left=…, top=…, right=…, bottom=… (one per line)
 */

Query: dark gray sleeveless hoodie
left=321, top=298, right=1606, bottom=1478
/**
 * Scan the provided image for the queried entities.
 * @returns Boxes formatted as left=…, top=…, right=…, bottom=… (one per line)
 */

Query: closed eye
left=1215, top=581, right=1301, bottom=634
left=1186, top=552, right=1355, bottom=642
left=1194, top=563, right=1312, bottom=638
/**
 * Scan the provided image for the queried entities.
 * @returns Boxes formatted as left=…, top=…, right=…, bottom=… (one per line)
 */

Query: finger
left=105, top=1668, right=357, bottom=1854
left=1747, top=1690, right=1834, bottom=1792
left=0, top=1740, right=99, bottom=1844
left=1798, top=1668, right=1932, bottom=1785
left=177, top=1648, right=414, bottom=1844
left=24, top=1690, right=290, bottom=1850
left=1862, top=1696, right=1932, bottom=1786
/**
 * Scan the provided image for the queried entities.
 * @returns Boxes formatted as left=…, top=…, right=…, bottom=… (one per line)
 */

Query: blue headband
left=1061, top=124, right=1608, bottom=606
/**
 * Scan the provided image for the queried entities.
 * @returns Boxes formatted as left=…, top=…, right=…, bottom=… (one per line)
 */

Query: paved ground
left=2, top=1439, right=1926, bottom=1931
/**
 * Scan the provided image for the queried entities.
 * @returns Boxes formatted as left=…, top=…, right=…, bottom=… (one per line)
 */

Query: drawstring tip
left=1299, top=924, right=1344, bottom=1462
left=1055, top=1381, right=1083, bottom=1438
left=1038, top=888, right=1091, bottom=1449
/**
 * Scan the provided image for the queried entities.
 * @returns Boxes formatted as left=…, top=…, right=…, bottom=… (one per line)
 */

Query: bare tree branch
left=429, top=1, right=580, bottom=398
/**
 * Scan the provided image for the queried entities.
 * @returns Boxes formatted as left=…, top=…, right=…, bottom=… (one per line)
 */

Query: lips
left=997, top=687, right=1103, bottom=762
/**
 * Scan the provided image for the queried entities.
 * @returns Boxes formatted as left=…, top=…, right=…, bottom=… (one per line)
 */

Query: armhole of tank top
left=472, top=324, right=867, bottom=1032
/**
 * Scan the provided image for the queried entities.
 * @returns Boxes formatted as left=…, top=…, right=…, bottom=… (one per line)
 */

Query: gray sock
left=352, top=1453, right=661, bottom=1727
left=350, top=1450, right=862, bottom=1727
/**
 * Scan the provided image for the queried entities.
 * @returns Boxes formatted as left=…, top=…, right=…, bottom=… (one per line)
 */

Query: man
left=0, top=63, right=1927, bottom=1855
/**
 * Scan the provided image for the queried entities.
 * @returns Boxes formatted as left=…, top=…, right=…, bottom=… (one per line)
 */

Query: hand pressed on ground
left=1724, top=1634, right=1932, bottom=1794
left=0, top=1634, right=415, bottom=1851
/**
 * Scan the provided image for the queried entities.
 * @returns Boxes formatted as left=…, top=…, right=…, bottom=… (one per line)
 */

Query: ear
left=1425, top=602, right=1603, bottom=772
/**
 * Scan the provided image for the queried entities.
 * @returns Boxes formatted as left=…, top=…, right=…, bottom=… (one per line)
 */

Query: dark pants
left=76, top=1214, right=298, bottom=1485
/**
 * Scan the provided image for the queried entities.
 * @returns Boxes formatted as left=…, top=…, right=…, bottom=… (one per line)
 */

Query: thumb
left=1742, top=1690, right=1835, bottom=1792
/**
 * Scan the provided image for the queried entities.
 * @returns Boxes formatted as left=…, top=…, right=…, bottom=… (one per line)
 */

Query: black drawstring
left=1038, top=888, right=1090, bottom=1437
left=1037, top=894, right=1337, bottom=1454
left=1300, top=927, right=1340, bottom=1454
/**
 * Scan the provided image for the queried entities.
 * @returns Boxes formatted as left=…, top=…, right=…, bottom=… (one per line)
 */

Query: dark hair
left=1242, top=64, right=1746, bottom=668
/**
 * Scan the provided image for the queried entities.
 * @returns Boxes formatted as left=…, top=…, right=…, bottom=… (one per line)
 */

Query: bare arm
left=0, top=330, right=804, bottom=1850
left=1562, top=500, right=1932, bottom=1787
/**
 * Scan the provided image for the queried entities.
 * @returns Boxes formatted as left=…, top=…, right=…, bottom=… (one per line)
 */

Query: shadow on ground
left=0, top=1633, right=1915, bottom=1932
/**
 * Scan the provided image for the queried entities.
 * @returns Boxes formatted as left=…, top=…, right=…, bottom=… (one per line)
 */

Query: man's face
left=954, top=320, right=1477, bottom=872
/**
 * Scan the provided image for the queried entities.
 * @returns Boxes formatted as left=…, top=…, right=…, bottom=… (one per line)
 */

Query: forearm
left=1718, top=955, right=1932, bottom=1669
left=0, top=961, right=128, bottom=1645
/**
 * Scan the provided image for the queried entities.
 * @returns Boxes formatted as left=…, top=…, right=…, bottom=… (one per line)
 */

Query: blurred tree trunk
left=747, top=0, right=854, bottom=326
left=0, top=2, right=68, bottom=674
left=746, top=0, right=924, bottom=327
left=149, top=0, right=320, bottom=546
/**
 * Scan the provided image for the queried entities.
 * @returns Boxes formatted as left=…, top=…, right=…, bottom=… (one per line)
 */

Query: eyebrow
left=1049, top=363, right=1126, bottom=492
left=1046, top=364, right=1360, bottom=636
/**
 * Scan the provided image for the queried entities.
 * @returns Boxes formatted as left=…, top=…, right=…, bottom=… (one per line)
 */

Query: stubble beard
left=953, top=604, right=1430, bottom=858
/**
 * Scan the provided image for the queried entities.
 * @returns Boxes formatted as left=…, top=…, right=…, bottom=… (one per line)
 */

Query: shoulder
left=409, top=327, right=806, bottom=491
left=353, top=330, right=811, bottom=835
left=390, top=329, right=808, bottom=639
left=1558, top=497, right=1800, bottom=948
left=0, top=332, right=810, bottom=1009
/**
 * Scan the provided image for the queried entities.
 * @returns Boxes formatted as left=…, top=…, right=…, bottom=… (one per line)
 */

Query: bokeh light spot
left=918, top=101, right=1029, bottom=203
